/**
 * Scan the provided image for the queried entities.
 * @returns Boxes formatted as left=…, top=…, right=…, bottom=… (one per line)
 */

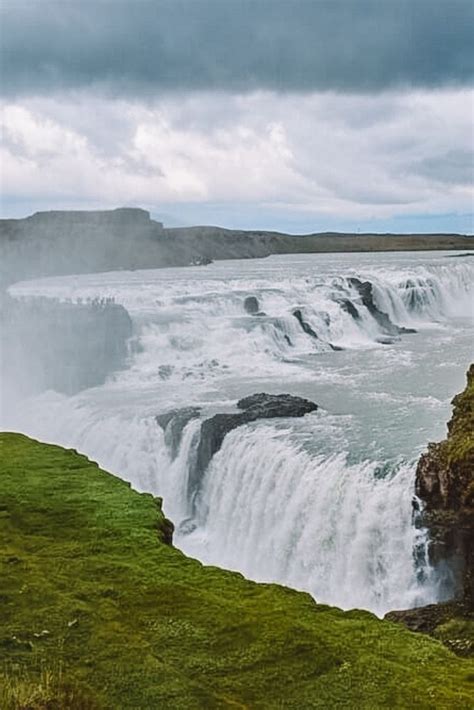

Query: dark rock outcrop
left=339, top=298, right=361, bottom=320
left=385, top=601, right=473, bottom=657
left=415, top=364, right=474, bottom=607
left=189, top=256, right=213, bottom=266
left=154, top=496, right=175, bottom=545
left=189, top=393, right=318, bottom=500
left=244, top=296, right=260, bottom=314
left=244, top=296, right=265, bottom=315
left=386, top=365, right=474, bottom=655
left=348, top=277, right=416, bottom=335
left=156, top=407, right=201, bottom=458
left=292, top=309, right=342, bottom=351
left=292, top=309, right=319, bottom=339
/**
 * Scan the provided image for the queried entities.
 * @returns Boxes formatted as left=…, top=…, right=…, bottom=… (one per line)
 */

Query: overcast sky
left=1, top=0, right=473, bottom=232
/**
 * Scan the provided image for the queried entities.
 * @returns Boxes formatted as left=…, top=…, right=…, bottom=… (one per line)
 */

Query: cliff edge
left=1, top=433, right=473, bottom=708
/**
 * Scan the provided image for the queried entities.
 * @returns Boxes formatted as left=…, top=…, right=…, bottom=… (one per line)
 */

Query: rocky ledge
left=156, top=393, right=318, bottom=503
left=193, top=393, right=318, bottom=498
left=386, top=364, right=474, bottom=654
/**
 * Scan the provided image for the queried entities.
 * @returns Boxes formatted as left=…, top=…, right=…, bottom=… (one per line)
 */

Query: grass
left=1, top=432, right=474, bottom=709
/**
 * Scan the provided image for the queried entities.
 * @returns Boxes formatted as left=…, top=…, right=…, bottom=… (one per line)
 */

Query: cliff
left=1, top=207, right=472, bottom=286
left=416, top=364, right=474, bottom=606
left=1, top=294, right=132, bottom=401
left=1, top=433, right=473, bottom=708
left=386, top=365, right=473, bottom=656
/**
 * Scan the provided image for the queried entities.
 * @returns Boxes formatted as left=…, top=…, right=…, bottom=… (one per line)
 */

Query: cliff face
left=1, top=433, right=474, bottom=709
left=415, top=364, right=474, bottom=607
left=1, top=294, right=133, bottom=400
left=0, top=208, right=169, bottom=286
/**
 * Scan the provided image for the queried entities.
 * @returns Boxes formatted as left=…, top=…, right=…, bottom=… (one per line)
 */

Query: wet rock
left=292, top=309, right=341, bottom=350
left=156, top=407, right=201, bottom=458
left=339, top=298, right=360, bottom=320
left=376, top=336, right=397, bottom=345
left=189, top=255, right=213, bottom=266
left=236, top=393, right=318, bottom=417
left=244, top=295, right=265, bottom=315
left=158, top=364, right=174, bottom=380
left=189, top=393, right=318, bottom=500
left=348, top=277, right=416, bottom=335
left=178, top=518, right=198, bottom=535
left=292, top=309, right=319, bottom=339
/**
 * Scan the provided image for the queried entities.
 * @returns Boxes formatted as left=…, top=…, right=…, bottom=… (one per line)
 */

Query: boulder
left=244, top=295, right=264, bottom=315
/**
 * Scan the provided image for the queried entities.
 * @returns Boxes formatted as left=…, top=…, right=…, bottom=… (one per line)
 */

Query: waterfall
left=4, top=252, right=473, bottom=616
left=178, top=424, right=442, bottom=617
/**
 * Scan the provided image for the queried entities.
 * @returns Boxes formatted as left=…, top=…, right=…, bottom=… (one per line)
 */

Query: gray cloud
left=1, top=0, right=473, bottom=97
left=2, top=90, right=471, bottom=220
left=412, top=149, right=474, bottom=185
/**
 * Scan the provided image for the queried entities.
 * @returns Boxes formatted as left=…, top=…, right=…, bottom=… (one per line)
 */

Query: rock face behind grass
left=416, top=364, right=474, bottom=606
left=1, top=433, right=474, bottom=709
left=386, top=364, right=474, bottom=656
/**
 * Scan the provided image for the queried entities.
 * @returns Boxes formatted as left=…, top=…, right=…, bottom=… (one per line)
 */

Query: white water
left=4, top=251, right=474, bottom=616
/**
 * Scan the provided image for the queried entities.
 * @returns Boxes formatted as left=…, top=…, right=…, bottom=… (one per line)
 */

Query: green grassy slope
left=1, top=433, right=473, bottom=709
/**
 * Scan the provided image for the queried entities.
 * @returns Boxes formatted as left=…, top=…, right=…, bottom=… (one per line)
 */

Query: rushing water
left=4, top=251, right=474, bottom=616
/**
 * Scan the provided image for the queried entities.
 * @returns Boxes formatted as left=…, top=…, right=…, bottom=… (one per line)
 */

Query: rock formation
left=189, top=393, right=318, bottom=500
left=1, top=294, right=133, bottom=399
left=243, top=295, right=264, bottom=315
left=386, top=364, right=473, bottom=654
left=155, top=407, right=201, bottom=458
left=416, top=364, right=474, bottom=606
left=348, top=277, right=416, bottom=336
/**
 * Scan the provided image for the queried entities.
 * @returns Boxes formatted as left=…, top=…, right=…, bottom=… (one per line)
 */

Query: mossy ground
left=1, top=433, right=474, bottom=709
left=443, top=363, right=474, bottom=472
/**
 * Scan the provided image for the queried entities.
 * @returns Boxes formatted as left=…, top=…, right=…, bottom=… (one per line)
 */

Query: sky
left=1, top=0, right=473, bottom=233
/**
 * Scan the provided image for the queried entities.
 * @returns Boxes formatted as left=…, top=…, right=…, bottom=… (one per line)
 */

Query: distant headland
left=1, top=207, right=472, bottom=286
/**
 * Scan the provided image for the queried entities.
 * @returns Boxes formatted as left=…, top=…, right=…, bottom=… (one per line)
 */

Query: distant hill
left=1, top=207, right=472, bottom=286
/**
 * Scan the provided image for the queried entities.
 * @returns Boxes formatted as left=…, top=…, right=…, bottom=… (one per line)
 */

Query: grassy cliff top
left=1, top=433, right=473, bottom=709
left=446, top=363, right=474, bottom=468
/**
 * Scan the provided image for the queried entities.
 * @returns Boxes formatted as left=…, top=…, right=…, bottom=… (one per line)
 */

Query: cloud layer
left=2, top=0, right=473, bottom=96
left=2, top=90, right=472, bottom=228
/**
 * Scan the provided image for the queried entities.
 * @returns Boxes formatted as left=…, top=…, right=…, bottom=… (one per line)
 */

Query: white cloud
left=1, top=89, right=472, bottom=222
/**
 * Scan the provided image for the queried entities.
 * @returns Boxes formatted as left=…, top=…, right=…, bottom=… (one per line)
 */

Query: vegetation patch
left=1, top=433, right=473, bottom=708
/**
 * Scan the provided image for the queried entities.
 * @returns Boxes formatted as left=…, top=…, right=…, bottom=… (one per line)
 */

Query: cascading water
left=3, top=251, right=474, bottom=616
left=180, top=425, right=439, bottom=616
